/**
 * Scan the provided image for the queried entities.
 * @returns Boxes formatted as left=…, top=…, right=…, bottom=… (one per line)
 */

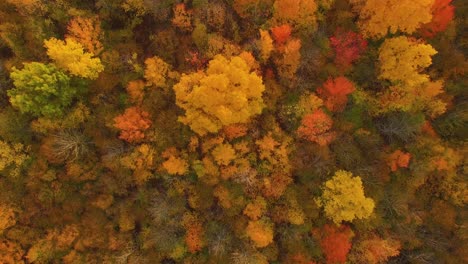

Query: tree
left=379, top=36, right=437, bottom=87
left=144, top=56, right=172, bottom=88
left=172, top=3, right=193, bottom=32
left=297, top=109, right=336, bottom=146
left=316, top=224, right=354, bottom=264
left=66, top=16, right=103, bottom=54
left=246, top=218, right=274, bottom=248
left=387, top=150, right=411, bottom=172
left=8, top=62, right=75, bottom=117
left=275, top=38, right=301, bottom=81
left=113, top=107, right=152, bottom=143
left=329, top=29, right=367, bottom=70
left=243, top=196, right=267, bottom=220
left=272, top=0, right=318, bottom=32
left=350, top=0, right=434, bottom=38
left=162, top=147, right=188, bottom=176
left=420, top=0, right=455, bottom=38
left=315, top=170, right=375, bottom=224
left=182, top=213, right=204, bottom=253
left=349, top=235, right=401, bottom=264
left=173, top=55, right=265, bottom=136
left=0, top=203, right=16, bottom=234
left=271, top=24, right=292, bottom=46
left=44, top=38, right=104, bottom=79
left=317, top=77, right=355, bottom=112
left=259, top=29, right=274, bottom=62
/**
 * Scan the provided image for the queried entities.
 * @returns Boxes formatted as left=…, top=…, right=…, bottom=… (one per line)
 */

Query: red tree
left=297, top=109, right=336, bottom=146
left=317, top=77, right=355, bottom=112
left=271, top=24, right=292, bottom=46
left=420, top=0, right=455, bottom=38
left=329, top=29, right=367, bottom=70
left=114, top=107, right=152, bottom=143
left=318, top=224, right=354, bottom=264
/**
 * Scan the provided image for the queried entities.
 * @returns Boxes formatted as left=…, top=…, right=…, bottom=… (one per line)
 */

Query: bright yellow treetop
left=44, top=38, right=104, bottom=79
left=379, top=36, right=437, bottom=87
left=173, top=54, right=265, bottom=136
left=350, top=0, right=434, bottom=38
left=316, top=170, right=375, bottom=224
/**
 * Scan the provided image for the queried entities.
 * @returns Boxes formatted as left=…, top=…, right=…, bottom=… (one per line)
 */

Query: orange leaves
left=297, top=109, right=336, bottom=146
left=243, top=196, right=267, bottom=220
left=172, top=3, right=193, bottom=31
left=162, top=147, right=188, bottom=176
left=352, top=235, right=401, bottom=264
left=317, top=77, right=355, bottom=112
left=125, top=80, right=145, bottom=104
left=246, top=218, right=274, bottom=248
left=223, top=124, right=248, bottom=140
left=387, top=150, right=411, bottom=171
left=66, top=16, right=103, bottom=55
left=420, top=0, right=455, bottom=38
left=315, top=224, right=354, bottom=264
left=271, top=24, right=292, bottom=45
left=182, top=213, right=204, bottom=253
left=113, top=107, right=152, bottom=143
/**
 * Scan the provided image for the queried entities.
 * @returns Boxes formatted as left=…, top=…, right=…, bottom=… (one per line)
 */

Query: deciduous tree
left=66, top=16, right=103, bottom=55
left=113, top=107, right=152, bottom=143
left=44, top=38, right=104, bottom=79
left=316, top=170, right=375, bottom=224
left=8, top=62, right=74, bottom=117
left=350, top=0, right=434, bottom=38
left=246, top=218, right=274, bottom=248
left=420, top=0, right=455, bottom=38
left=316, top=224, right=354, bottom=264
left=173, top=55, right=265, bottom=135
left=317, top=77, right=355, bottom=112
left=297, top=109, right=336, bottom=146
left=329, top=29, right=367, bottom=70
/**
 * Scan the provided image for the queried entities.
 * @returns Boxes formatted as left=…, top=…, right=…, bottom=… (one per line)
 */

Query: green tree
left=8, top=62, right=76, bottom=117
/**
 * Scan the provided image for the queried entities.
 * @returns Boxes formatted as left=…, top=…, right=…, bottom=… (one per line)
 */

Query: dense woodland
left=0, top=0, right=466, bottom=263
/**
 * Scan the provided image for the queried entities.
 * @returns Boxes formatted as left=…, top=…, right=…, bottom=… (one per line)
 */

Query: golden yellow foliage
left=162, top=148, right=188, bottom=176
left=379, top=37, right=437, bottom=87
left=243, top=196, right=267, bottom=220
left=273, top=0, right=318, bottom=31
left=246, top=218, right=274, bottom=248
left=316, top=170, right=375, bottom=224
left=211, top=143, right=236, bottom=166
left=144, top=56, right=172, bottom=88
left=173, top=55, right=265, bottom=135
left=66, top=16, right=103, bottom=54
left=44, top=38, right=104, bottom=79
left=0, top=204, right=16, bottom=234
left=0, top=140, right=29, bottom=177
left=120, top=144, right=155, bottom=184
left=259, top=29, right=274, bottom=62
left=350, top=0, right=434, bottom=38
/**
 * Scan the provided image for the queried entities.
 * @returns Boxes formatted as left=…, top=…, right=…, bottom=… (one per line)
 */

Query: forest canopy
left=0, top=0, right=466, bottom=263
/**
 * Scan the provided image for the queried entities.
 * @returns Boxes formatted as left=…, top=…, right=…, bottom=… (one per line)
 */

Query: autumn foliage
left=271, top=24, right=292, bottom=45
left=330, top=29, right=367, bottom=70
left=113, top=107, right=152, bottom=143
left=420, top=0, right=455, bottom=37
left=387, top=150, right=411, bottom=171
left=317, top=224, right=354, bottom=264
left=297, top=109, right=336, bottom=146
left=317, top=77, right=355, bottom=112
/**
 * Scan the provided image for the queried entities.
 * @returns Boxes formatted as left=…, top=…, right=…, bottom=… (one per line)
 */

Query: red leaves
left=420, top=0, right=455, bottom=38
left=271, top=24, right=292, bottom=45
left=113, top=107, right=152, bottom=143
left=330, top=29, right=367, bottom=70
left=297, top=109, right=336, bottom=146
left=316, top=224, right=354, bottom=264
left=317, top=77, right=355, bottom=112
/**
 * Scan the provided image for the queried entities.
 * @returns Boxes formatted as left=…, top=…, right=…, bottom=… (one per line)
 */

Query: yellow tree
left=44, top=38, right=104, bottom=79
left=259, top=29, right=274, bottom=62
left=144, top=56, right=172, bottom=88
left=315, top=170, right=375, bottom=224
left=66, top=16, right=103, bottom=55
left=378, top=36, right=437, bottom=87
left=350, top=0, right=434, bottom=38
left=246, top=218, right=274, bottom=248
left=173, top=55, right=265, bottom=136
left=272, top=0, right=318, bottom=32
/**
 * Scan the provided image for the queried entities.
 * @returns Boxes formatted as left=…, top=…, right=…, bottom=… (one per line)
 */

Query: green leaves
left=8, top=62, right=75, bottom=117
